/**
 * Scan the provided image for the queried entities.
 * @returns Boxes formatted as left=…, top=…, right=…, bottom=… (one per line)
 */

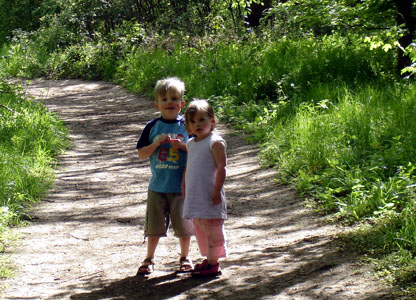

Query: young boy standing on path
left=136, top=77, right=194, bottom=274
left=182, top=99, right=227, bottom=277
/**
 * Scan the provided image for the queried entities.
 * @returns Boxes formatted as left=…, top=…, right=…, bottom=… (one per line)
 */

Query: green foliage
left=1, top=0, right=416, bottom=293
left=0, top=32, right=44, bottom=78
left=259, top=81, right=416, bottom=295
left=402, top=43, right=416, bottom=77
left=0, top=0, right=261, bottom=49
left=0, top=0, right=48, bottom=44
left=266, top=0, right=409, bottom=74
left=0, top=80, right=69, bottom=221
left=115, top=33, right=392, bottom=101
left=268, top=0, right=397, bottom=35
left=264, top=82, right=416, bottom=228
left=45, top=42, right=116, bottom=80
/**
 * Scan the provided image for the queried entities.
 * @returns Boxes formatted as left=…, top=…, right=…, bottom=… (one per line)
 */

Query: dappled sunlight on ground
left=1, top=79, right=393, bottom=300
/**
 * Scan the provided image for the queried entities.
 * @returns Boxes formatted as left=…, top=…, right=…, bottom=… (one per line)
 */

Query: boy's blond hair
left=154, top=77, right=185, bottom=101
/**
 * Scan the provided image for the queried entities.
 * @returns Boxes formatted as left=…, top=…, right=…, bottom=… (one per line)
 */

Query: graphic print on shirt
left=154, top=133, right=185, bottom=169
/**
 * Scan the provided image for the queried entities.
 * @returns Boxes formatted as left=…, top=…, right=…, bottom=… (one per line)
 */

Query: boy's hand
left=154, top=134, right=170, bottom=146
left=181, top=168, right=186, bottom=198
left=181, top=180, right=186, bottom=198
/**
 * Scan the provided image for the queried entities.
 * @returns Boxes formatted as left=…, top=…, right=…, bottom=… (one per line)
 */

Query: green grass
left=0, top=44, right=8, bottom=56
left=267, top=83, right=416, bottom=217
left=0, top=80, right=69, bottom=277
left=1, top=28, right=416, bottom=295
left=0, top=81, right=69, bottom=217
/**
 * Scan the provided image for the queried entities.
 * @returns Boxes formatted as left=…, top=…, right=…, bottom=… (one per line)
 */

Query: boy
left=136, top=77, right=193, bottom=274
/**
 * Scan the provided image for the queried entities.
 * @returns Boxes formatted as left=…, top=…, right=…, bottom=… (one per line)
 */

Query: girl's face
left=189, top=110, right=215, bottom=141
left=155, top=90, right=184, bottom=120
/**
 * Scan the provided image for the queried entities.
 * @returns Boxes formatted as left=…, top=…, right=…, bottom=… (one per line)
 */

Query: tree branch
left=0, top=104, right=21, bottom=115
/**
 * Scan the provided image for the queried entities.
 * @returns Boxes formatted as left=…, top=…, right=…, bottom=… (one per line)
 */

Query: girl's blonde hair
left=154, top=77, right=185, bottom=101
left=184, top=99, right=217, bottom=134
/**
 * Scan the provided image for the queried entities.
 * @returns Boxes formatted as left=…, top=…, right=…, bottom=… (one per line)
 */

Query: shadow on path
left=1, top=79, right=394, bottom=300
left=69, top=273, right=217, bottom=300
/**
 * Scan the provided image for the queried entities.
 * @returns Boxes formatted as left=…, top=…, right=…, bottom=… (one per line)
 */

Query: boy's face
left=155, top=90, right=185, bottom=120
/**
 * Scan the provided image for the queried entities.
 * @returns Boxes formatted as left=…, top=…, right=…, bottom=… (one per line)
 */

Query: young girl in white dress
left=182, top=99, right=227, bottom=277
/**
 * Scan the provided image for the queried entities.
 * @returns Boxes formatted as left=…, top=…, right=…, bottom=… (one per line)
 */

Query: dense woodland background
left=1, top=0, right=416, bottom=297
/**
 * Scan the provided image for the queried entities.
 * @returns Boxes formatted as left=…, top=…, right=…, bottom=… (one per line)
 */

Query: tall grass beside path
left=258, top=82, right=416, bottom=293
left=0, top=80, right=69, bottom=276
left=1, top=30, right=415, bottom=294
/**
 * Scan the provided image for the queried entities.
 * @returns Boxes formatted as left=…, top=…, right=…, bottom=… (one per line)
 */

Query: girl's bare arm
left=211, top=141, right=227, bottom=205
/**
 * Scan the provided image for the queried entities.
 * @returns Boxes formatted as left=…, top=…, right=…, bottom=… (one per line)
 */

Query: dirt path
left=1, top=79, right=393, bottom=299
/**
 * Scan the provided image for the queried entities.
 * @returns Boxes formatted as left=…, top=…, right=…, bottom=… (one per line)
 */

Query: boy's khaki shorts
left=145, top=190, right=193, bottom=238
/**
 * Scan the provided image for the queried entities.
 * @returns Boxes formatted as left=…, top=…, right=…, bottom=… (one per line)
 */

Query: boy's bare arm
left=137, top=143, right=159, bottom=160
left=137, top=134, right=168, bottom=160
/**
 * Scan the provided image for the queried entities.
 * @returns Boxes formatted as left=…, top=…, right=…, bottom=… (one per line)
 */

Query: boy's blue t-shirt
left=136, top=116, right=188, bottom=193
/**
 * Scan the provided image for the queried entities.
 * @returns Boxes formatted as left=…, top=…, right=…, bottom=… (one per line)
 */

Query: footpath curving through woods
left=1, top=79, right=393, bottom=299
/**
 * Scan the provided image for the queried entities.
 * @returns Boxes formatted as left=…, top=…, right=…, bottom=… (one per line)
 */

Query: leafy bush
left=1, top=22, right=415, bottom=293
left=0, top=32, right=44, bottom=78
left=45, top=42, right=115, bottom=80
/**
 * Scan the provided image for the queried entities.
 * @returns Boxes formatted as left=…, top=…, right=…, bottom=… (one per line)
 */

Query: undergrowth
left=0, top=26, right=415, bottom=296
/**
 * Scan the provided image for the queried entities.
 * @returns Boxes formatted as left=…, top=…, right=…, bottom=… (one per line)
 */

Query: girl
left=182, top=99, right=227, bottom=277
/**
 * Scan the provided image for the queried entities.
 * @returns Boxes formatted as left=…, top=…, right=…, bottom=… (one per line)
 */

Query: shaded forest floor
left=1, top=79, right=395, bottom=299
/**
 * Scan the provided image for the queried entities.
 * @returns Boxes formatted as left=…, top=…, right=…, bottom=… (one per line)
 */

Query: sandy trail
left=1, top=79, right=391, bottom=299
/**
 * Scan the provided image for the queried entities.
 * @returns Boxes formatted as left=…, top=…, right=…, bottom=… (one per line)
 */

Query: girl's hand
left=211, top=191, right=222, bottom=205
left=170, top=138, right=184, bottom=150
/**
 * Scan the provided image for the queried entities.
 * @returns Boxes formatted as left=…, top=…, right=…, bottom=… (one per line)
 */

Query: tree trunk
left=396, top=0, right=416, bottom=76
left=245, top=0, right=272, bottom=27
